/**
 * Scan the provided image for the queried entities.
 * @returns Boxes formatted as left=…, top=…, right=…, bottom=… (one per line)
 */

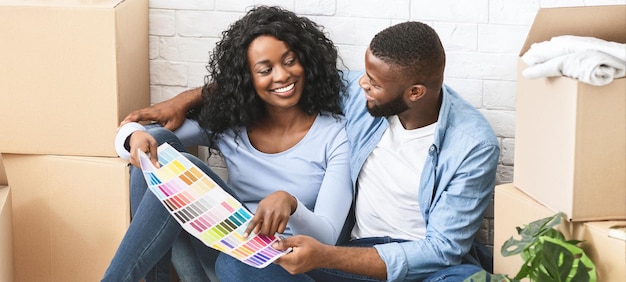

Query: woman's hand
left=244, top=190, right=297, bottom=237
left=128, top=131, right=159, bottom=168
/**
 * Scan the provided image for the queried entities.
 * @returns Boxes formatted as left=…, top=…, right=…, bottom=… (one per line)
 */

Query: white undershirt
left=351, top=115, right=436, bottom=241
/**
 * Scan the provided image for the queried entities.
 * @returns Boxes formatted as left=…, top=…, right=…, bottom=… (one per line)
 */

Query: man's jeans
left=306, top=237, right=488, bottom=282
left=215, top=236, right=488, bottom=282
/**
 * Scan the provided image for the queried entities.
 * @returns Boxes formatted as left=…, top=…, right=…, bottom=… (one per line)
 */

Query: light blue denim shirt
left=341, top=71, right=500, bottom=281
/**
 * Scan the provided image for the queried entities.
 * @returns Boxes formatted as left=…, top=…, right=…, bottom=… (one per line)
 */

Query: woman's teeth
left=274, top=83, right=294, bottom=93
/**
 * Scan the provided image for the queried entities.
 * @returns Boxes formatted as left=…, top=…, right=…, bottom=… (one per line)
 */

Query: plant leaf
left=541, top=238, right=574, bottom=281
left=544, top=228, right=566, bottom=241
left=573, top=259, right=591, bottom=282
left=462, top=271, right=521, bottom=282
left=542, top=236, right=597, bottom=282
left=514, top=261, right=534, bottom=280
left=501, top=212, right=564, bottom=257
left=498, top=213, right=597, bottom=282
left=463, top=270, right=489, bottom=282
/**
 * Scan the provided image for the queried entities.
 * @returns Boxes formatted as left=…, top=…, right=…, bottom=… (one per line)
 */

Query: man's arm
left=273, top=235, right=387, bottom=280
left=120, top=87, right=203, bottom=131
left=377, top=142, right=499, bottom=280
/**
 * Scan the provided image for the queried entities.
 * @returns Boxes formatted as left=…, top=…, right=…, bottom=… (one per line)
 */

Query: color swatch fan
left=138, top=143, right=289, bottom=268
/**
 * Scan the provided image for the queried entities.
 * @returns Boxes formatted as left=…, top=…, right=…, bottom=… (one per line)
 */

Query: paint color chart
left=138, top=143, right=289, bottom=268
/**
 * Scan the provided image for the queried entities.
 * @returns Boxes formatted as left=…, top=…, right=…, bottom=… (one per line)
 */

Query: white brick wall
left=146, top=0, right=625, bottom=249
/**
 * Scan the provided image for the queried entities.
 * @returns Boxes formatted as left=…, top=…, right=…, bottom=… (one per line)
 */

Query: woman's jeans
left=129, top=165, right=217, bottom=282
left=101, top=128, right=227, bottom=282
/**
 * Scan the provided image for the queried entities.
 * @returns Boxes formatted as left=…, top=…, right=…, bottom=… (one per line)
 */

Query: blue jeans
left=102, top=128, right=229, bottom=282
left=128, top=162, right=172, bottom=282
left=215, top=252, right=315, bottom=282
left=306, top=237, right=488, bottom=282
left=308, top=264, right=487, bottom=282
left=171, top=231, right=220, bottom=281
left=215, top=236, right=487, bottom=282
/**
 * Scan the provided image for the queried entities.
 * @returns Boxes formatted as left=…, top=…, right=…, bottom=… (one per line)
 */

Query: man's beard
left=366, top=94, right=408, bottom=117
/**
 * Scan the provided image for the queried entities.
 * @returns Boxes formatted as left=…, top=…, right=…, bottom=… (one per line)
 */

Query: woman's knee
left=146, top=127, right=185, bottom=151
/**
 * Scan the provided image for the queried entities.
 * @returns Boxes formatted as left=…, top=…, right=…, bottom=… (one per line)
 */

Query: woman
left=102, top=6, right=352, bottom=282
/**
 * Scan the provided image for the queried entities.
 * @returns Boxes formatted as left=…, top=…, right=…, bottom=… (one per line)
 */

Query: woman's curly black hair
left=197, top=6, right=346, bottom=144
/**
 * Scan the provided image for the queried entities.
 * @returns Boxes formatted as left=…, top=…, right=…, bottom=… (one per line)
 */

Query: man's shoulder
left=341, top=69, right=365, bottom=83
left=442, top=86, right=498, bottom=147
left=341, top=70, right=365, bottom=95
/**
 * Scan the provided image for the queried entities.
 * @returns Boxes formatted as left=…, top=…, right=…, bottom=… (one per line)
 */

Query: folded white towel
left=521, top=35, right=626, bottom=86
left=522, top=35, right=626, bottom=65
left=523, top=49, right=626, bottom=86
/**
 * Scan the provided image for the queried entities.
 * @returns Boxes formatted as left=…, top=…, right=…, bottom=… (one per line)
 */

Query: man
left=123, top=21, right=499, bottom=281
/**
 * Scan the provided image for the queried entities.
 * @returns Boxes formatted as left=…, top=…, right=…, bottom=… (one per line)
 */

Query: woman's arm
left=287, top=121, right=353, bottom=245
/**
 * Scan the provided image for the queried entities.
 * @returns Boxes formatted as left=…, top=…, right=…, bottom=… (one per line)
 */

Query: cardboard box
left=494, top=183, right=582, bottom=279
left=0, top=0, right=149, bottom=157
left=0, top=186, right=14, bottom=282
left=2, top=154, right=131, bottom=282
left=513, top=5, right=626, bottom=221
left=0, top=154, right=7, bottom=185
left=575, top=221, right=626, bottom=282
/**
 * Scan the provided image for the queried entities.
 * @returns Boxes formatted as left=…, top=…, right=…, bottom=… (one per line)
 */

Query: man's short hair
left=369, top=21, right=446, bottom=86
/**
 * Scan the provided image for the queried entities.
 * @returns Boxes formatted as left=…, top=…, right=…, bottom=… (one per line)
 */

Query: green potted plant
left=466, top=212, right=597, bottom=282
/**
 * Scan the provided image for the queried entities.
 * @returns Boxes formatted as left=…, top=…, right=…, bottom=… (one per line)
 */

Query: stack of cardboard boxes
left=495, top=5, right=626, bottom=281
left=0, top=0, right=149, bottom=281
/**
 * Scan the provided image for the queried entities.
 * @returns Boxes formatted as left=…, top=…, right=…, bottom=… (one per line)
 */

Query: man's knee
left=424, top=264, right=487, bottom=282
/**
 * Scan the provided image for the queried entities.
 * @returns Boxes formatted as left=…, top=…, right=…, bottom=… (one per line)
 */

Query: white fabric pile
left=521, top=35, right=626, bottom=86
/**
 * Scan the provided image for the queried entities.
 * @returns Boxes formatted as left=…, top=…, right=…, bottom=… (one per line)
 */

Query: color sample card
left=138, top=143, right=289, bottom=268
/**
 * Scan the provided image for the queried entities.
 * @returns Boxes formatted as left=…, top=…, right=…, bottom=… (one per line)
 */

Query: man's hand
left=121, top=102, right=187, bottom=131
left=244, top=191, right=297, bottom=237
left=128, top=131, right=159, bottom=168
left=273, top=235, right=330, bottom=274
left=120, top=87, right=203, bottom=131
left=274, top=235, right=388, bottom=280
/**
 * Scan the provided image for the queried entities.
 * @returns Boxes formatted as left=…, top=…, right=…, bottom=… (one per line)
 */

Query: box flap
left=0, top=155, right=6, bottom=186
left=0, top=185, right=8, bottom=207
left=608, top=225, right=626, bottom=241
left=520, top=5, right=626, bottom=55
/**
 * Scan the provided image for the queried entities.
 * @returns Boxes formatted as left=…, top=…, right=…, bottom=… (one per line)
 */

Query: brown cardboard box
left=576, top=221, right=626, bottom=282
left=0, top=0, right=149, bottom=157
left=2, top=154, right=131, bottom=282
left=513, top=5, right=626, bottom=221
left=0, top=155, right=7, bottom=185
left=0, top=186, right=14, bottom=282
left=494, top=183, right=581, bottom=279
